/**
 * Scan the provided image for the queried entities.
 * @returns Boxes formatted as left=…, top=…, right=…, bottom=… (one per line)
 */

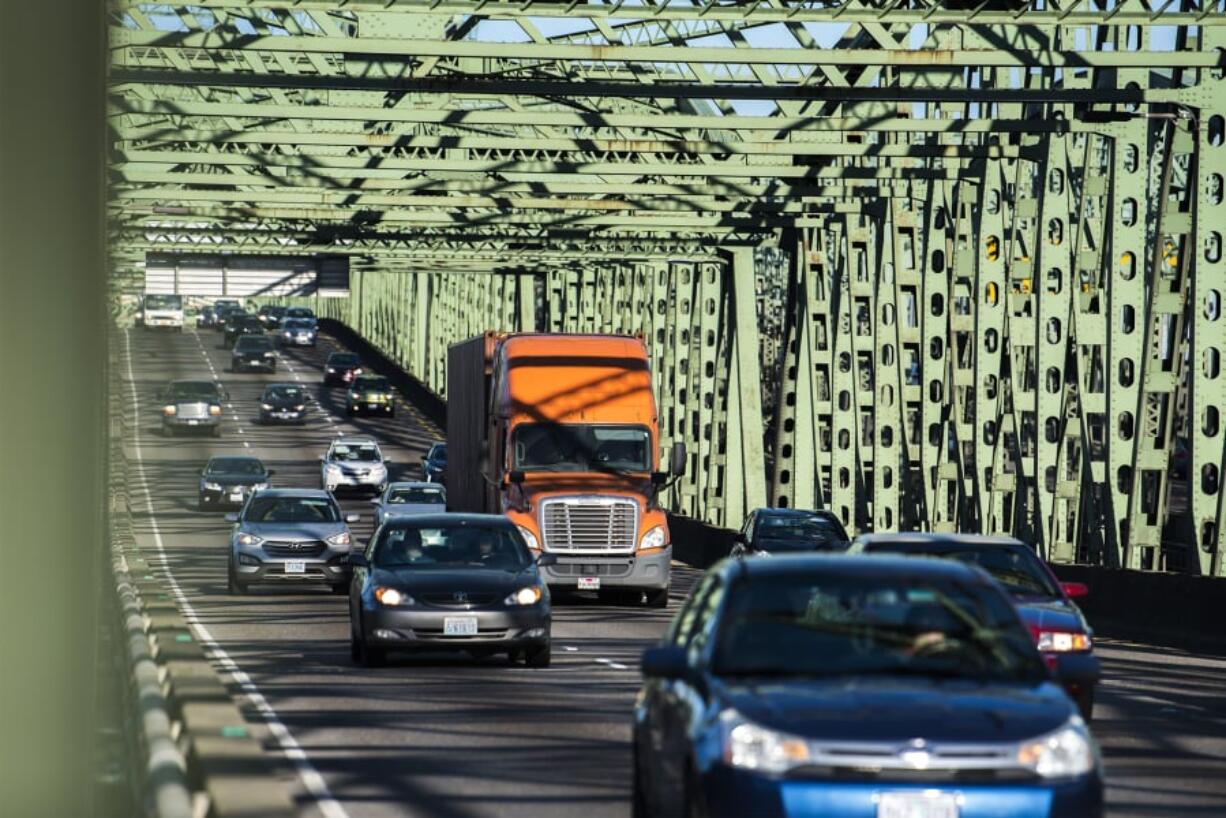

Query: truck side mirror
left=509, top=470, right=525, bottom=484
left=670, top=442, right=688, bottom=477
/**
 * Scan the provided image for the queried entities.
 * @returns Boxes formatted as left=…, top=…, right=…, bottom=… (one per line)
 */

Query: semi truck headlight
left=639, top=526, right=666, bottom=550
left=517, top=526, right=540, bottom=550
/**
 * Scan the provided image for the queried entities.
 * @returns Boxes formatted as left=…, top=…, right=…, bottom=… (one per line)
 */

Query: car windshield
left=355, top=377, right=390, bottom=392
left=265, top=385, right=304, bottom=401
left=512, top=424, right=650, bottom=472
left=144, top=294, right=182, bottom=310
left=244, top=496, right=339, bottom=522
left=235, top=336, right=273, bottom=352
left=373, top=525, right=530, bottom=570
left=329, top=354, right=359, bottom=367
left=215, top=300, right=239, bottom=309
left=756, top=516, right=846, bottom=547
left=428, top=444, right=447, bottom=462
left=284, top=319, right=312, bottom=330
left=712, top=572, right=1045, bottom=683
left=331, top=444, right=380, bottom=462
left=206, top=458, right=264, bottom=476
left=167, top=382, right=219, bottom=401
left=868, top=544, right=1062, bottom=599
left=287, top=308, right=314, bottom=319
left=387, top=486, right=445, bottom=505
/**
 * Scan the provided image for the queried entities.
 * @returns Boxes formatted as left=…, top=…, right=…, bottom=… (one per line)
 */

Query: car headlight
left=505, top=586, right=543, bottom=606
left=326, top=531, right=351, bottom=546
left=237, top=533, right=263, bottom=546
left=261, top=403, right=274, bottom=410
left=203, top=481, right=222, bottom=491
left=374, top=587, right=413, bottom=607
left=208, top=404, right=222, bottom=416
left=326, top=367, right=336, bottom=373
left=162, top=405, right=177, bottom=416
left=1016, top=717, right=1098, bottom=779
left=251, top=483, right=268, bottom=492
left=517, top=526, right=540, bottom=550
left=1036, top=631, right=1092, bottom=652
left=721, top=711, right=812, bottom=775
left=293, top=404, right=305, bottom=411
left=264, top=352, right=275, bottom=358
left=639, top=525, right=666, bottom=550
left=325, top=464, right=342, bottom=475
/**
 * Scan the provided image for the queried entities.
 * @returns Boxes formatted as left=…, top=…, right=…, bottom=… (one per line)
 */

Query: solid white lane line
left=122, top=329, right=352, bottom=818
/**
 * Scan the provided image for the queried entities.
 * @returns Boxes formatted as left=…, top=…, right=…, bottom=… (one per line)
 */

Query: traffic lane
left=1094, top=639, right=1226, bottom=816
left=123, top=327, right=681, bottom=818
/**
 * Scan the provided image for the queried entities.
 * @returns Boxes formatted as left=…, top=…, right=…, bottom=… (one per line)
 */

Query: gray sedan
left=371, top=482, right=447, bottom=526
left=226, top=489, right=359, bottom=594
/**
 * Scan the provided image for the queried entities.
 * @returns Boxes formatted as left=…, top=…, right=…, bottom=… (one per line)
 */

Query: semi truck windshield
left=513, top=424, right=650, bottom=472
left=144, top=294, right=182, bottom=310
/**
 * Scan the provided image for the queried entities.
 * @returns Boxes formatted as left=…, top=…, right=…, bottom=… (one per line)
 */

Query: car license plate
left=444, top=617, right=478, bottom=636
left=285, top=561, right=306, bottom=574
left=877, top=792, right=959, bottom=818
left=577, top=576, right=600, bottom=591
left=228, top=491, right=243, bottom=502
left=368, top=403, right=379, bottom=409
left=187, top=419, right=199, bottom=425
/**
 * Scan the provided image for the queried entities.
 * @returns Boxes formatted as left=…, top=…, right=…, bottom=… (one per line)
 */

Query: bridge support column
left=721, top=247, right=768, bottom=529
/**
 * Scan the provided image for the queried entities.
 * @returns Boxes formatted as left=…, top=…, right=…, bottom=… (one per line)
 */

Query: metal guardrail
left=106, top=338, right=296, bottom=818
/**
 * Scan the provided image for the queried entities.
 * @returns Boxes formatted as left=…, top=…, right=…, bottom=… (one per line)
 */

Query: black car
left=731, top=507, right=849, bottom=557
left=633, top=556, right=1104, bottom=818
left=347, top=514, right=556, bottom=668
left=224, top=315, right=265, bottom=347
left=199, top=456, right=272, bottom=510
left=259, top=383, right=309, bottom=424
left=323, top=352, right=363, bottom=386
left=257, top=304, right=287, bottom=329
left=214, top=305, right=245, bottom=332
left=422, top=442, right=446, bottom=483
left=196, top=305, right=217, bottom=328
left=230, top=333, right=277, bottom=372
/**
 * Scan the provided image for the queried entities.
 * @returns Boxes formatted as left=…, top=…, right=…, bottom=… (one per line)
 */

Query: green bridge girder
left=108, top=0, right=1226, bottom=576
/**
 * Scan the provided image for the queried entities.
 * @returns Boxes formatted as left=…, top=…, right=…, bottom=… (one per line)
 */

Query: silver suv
left=160, top=379, right=227, bottom=437
left=320, top=436, right=389, bottom=495
left=226, top=489, right=358, bottom=594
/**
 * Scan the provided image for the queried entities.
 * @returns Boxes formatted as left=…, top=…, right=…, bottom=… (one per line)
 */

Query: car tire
left=358, top=638, right=385, bottom=668
left=645, top=587, right=670, bottom=609
left=210, top=424, right=221, bottom=439
left=684, top=769, right=708, bottom=818
left=227, top=566, right=247, bottom=595
left=1076, top=687, right=1095, bottom=722
left=198, top=496, right=209, bottom=512
left=631, top=739, right=650, bottom=818
left=329, top=582, right=348, bottom=595
left=525, top=643, right=551, bottom=669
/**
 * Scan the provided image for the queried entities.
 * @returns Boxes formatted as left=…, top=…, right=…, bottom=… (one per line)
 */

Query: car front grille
left=263, top=540, right=326, bottom=558
left=419, top=592, right=500, bottom=607
left=412, top=628, right=508, bottom=640
left=541, top=497, right=638, bottom=553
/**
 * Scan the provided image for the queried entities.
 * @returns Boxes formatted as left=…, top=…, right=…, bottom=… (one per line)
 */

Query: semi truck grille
left=541, top=497, right=638, bottom=553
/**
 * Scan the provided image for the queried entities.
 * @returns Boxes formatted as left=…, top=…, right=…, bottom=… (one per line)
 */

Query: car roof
left=263, top=382, right=303, bottom=390
left=328, top=351, right=358, bottom=360
left=169, top=379, right=217, bottom=388
left=332, top=435, right=379, bottom=446
left=854, top=533, right=1027, bottom=548
left=724, top=552, right=993, bottom=584
left=753, top=507, right=839, bottom=519
left=379, top=512, right=511, bottom=528
left=207, top=455, right=264, bottom=467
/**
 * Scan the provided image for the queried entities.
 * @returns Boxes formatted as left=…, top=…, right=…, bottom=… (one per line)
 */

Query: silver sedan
left=371, top=482, right=447, bottom=526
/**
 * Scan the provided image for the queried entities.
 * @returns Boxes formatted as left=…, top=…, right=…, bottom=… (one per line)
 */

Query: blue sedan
left=633, top=555, right=1103, bottom=818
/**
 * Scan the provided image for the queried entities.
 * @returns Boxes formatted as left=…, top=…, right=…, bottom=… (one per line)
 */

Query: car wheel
left=359, top=638, right=385, bottom=668
left=684, top=769, right=708, bottom=818
left=329, top=582, right=348, bottom=595
left=631, top=737, right=650, bottom=818
left=525, top=643, right=551, bottom=669
left=198, top=496, right=209, bottom=512
left=210, top=424, right=221, bottom=438
left=506, top=650, right=523, bottom=665
left=227, top=565, right=246, bottom=595
left=645, top=587, right=670, bottom=609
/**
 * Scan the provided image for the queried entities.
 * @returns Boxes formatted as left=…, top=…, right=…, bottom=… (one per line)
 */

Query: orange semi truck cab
left=447, top=333, right=685, bottom=606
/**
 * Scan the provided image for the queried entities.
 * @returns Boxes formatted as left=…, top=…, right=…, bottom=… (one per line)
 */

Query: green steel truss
left=109, top=0, right=1226, bottom=575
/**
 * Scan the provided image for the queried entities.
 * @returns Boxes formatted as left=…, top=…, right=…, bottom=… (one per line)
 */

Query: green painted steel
left=113, top=2, right=1223, bottom=572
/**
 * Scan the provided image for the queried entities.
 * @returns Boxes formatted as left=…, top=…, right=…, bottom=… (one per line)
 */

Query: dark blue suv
left=633, top=555, right=1104, bottom=818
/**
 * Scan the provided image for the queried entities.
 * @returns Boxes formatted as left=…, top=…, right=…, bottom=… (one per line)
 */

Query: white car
left=320, top=436, right=389, bottom=495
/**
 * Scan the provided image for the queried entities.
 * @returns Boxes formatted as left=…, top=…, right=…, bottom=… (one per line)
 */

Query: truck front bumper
left=540, top=546, right=671, bottom=591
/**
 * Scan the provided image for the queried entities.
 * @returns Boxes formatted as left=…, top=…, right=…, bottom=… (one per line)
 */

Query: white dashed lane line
left=595, top=658, right=630, bottom=671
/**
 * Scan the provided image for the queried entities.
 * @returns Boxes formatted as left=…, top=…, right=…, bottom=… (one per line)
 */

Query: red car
left=848, top=533, right=1101, bottom=720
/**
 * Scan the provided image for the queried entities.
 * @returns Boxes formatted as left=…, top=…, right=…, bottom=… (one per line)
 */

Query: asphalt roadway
left=120, top=327, right=1226, bottom=818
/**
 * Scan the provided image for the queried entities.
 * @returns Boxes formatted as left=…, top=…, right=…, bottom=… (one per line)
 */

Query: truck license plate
left=444, top=617, right=478, bottom=636
left=577, top=576, right=600, bottom=591
left=285, top=561, right=306, bottom=574
left=877, top=792, right=959, bottom=818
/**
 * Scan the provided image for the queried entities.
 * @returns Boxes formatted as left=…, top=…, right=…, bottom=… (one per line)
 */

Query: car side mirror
left=224, top=513, right=239, bottom=523
left=670, top=442, right=688, bottom=477
left=348, top=553, right=368, bottom=568
left=368, top=498, right=380, bottom=504
left=1061, top=582, right=1089, bottom=599
left=733, top=532, right=747, bottom=545
left=265, top=469, right=275, bottom=477
left=536, top=553, right=558, bottom=568
left=640, top=646, right=690, bottom=680
left=509, top=470, right=525, bottom=484
left=346, top=513, right=361, bottom=523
